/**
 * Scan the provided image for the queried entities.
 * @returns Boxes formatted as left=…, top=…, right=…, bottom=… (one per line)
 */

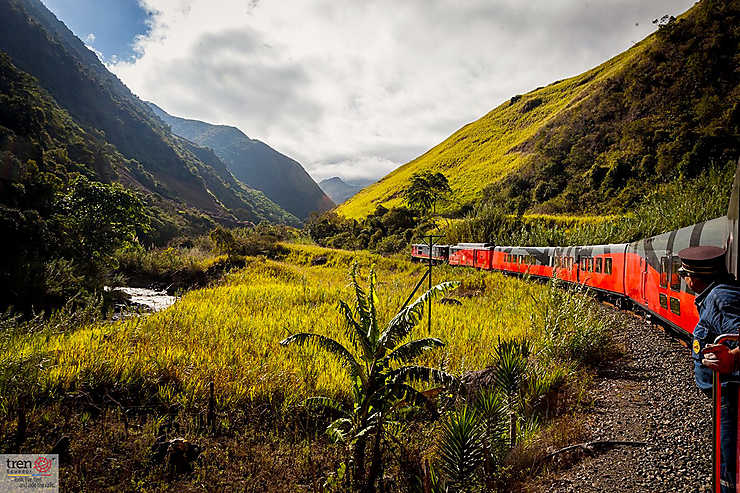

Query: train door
left=639, top=256, right=648, bottom=305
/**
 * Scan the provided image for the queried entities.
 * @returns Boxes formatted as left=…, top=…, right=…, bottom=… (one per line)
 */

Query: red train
left=411, top=167, right=740, bottom=340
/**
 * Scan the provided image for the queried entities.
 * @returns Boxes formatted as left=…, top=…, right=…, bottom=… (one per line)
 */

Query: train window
left=587, top=258, right=593, bottom=272
left=569, top=257, right=574, bottom=269
left=670, top=256, right=681, bottom=292
left=595, top=258, right=602, bottom=273
left=660, top=257, right=669, bottom=288
left=605, top=258, right=613, bottom=275
left=518, top=255, right=523, bottom=264
left=659, top=293, right=668, bottom=309
left=670, top=297, right=680, bottom=315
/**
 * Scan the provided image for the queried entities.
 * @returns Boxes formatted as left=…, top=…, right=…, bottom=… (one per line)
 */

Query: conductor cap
left=677, top=246, right=727, bottom=277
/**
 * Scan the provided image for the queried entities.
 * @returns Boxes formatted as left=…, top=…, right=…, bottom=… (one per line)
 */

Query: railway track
left=527, top=305, right=711, bottom=492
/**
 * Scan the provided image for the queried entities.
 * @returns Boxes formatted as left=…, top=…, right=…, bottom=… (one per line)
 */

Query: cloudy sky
left=43, top=0, right=696, bottom=183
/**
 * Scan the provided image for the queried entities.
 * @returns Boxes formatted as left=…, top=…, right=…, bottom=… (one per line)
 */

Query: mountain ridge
left=0, top=0, right=300, bottom=233
left=318, top=176, right=367, bottom=204
left=146, top=102, right=334, bottom=219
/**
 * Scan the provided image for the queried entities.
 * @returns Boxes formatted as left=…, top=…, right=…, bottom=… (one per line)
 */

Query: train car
left=575, top=244, right=629, bottom=298
left=449, top=243, right=491, bottom=268
left=551, top=246, right=578, bottom=283
left=624, top=216, right=731, bottom=335
left=410, top=243, right=449, bottom=263
left=493, top=246, right=553, bottom=278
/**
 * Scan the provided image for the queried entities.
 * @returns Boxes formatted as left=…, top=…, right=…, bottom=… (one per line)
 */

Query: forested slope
left=0, top=0, right=298, bottom=229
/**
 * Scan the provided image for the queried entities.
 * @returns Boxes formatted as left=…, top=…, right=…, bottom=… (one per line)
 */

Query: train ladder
left=711, top=334, right=740, bottom=493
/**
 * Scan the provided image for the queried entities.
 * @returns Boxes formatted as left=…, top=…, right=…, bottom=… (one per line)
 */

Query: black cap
left=677, top=246, right=727, bottom=277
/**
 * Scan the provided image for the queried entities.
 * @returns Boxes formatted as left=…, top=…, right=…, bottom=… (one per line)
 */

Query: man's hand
left=701, top=344, right=739, bottom=374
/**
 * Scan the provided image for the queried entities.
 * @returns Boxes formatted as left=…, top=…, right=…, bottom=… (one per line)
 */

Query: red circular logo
left=33, top=456, right=52, bottom=474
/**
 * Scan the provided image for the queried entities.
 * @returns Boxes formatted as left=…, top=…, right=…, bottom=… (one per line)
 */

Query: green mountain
left=0, top=0, right=299, bottom=232
left=338, top=0, right=740, bottom=219
left=319, top=177, right=367, bottom=204
left=146, top=103, right=334, bottom=219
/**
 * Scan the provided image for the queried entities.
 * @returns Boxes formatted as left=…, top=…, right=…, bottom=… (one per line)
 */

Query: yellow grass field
left=3, top=244, right=598, bottom=418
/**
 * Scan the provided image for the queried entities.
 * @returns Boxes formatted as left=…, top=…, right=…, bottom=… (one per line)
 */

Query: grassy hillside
left=338, top=0, right=740, bottom=219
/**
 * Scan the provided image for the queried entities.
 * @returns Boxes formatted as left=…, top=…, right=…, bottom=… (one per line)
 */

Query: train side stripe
left=667, top=229, right=678, bottom=254
left=690, top=221, right=706, bottom=247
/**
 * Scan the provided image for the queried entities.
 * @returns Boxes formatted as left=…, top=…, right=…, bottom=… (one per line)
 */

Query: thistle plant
left=281, top=262, right=459, bottom=492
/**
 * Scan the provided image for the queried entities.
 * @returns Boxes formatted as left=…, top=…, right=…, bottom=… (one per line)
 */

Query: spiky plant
left=437, top=404, right=484, bottom=492
left=280, top=262, right=459, bottom=492
left=491, top=338, right=530, bottom=448
left=474, top=387, right=508, bottom=487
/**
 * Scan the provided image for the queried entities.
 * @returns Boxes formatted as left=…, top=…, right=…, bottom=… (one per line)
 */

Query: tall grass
left=0, top=244, right=614, bottom=423
left=445, top=164, right=734, bottom=246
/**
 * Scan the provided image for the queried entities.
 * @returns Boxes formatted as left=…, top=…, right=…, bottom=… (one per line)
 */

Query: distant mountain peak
left=319, top=176, right=370, bottom=205
left=147, top=102, right=334, bottom=219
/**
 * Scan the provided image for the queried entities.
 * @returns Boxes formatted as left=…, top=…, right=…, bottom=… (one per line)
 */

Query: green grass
left=0, top=243, right=623, bottom=490
left=1, top=244, right=613, bottom=419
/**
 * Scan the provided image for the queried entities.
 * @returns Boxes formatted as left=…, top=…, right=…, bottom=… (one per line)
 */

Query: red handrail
left=712, top=334, right=740, bottom=493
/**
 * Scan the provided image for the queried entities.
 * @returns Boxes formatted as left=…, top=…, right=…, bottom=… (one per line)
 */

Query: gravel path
left=530, top=310, right=713, bottom=493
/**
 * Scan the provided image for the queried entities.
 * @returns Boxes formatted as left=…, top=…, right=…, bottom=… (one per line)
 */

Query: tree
left=281, top=263, right=459, bottom=491
left=405, top=171, right=452, bottom=215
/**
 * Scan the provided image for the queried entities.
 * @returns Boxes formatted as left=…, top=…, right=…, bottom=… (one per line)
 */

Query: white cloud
left=109, top=0, right=696, bottom=183
left=84, top=32, right=95, bottom=43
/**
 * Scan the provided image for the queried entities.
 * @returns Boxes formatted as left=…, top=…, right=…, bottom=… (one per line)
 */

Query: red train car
left=624, top=216, right=730, bottom=335
left=449, top=243, right=492, bottom=268
left=492, top=246, right=553, bottom=278
left=574, top=244, right=628, bottom=299
left=410, top=243, right=449, bottom=263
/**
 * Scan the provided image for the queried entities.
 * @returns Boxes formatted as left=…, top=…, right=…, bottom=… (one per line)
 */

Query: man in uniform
left=679, top=245, right=740, bottom=493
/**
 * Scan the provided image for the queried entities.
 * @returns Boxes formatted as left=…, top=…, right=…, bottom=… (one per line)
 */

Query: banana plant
left=281, top=262, right=459, bottom=492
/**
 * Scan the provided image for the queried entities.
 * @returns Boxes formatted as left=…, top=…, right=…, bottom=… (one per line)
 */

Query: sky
left=42, top=0, right=697, bottom=183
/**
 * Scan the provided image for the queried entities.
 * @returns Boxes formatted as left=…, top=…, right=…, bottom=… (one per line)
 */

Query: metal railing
left=711, top=334, right=740, bottom=493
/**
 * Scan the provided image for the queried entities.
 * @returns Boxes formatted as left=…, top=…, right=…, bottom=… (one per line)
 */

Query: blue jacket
left=693, top=281, right=740, bottom=390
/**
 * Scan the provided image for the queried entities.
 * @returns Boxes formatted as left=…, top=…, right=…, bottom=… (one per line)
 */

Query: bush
left=210, top=226, right=288, bottom=259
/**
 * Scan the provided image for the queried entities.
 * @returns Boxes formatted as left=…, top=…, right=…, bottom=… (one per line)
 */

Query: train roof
left=454, top=242, right=493, bottom=247
left=411, top=243, right=449, bottom=247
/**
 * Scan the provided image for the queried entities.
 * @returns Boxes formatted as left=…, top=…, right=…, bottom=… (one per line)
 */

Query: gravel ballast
left=531, top=310, right=714, bottom=493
